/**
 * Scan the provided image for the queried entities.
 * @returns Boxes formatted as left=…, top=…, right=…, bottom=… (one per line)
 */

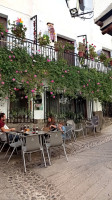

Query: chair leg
left=27, top=153, right=31, bottom=162
left=0, top=142, right=7, bottom=152
left=46, top=147, right=51, bottom=166
left=41, top=148, right=47, bottom=167
left=62, top=144, right=68, bottom=162
left=15, top=147, right=18, bottom=155
left=82, top=129, right=85, bottom=138
left=59, top=147, right=60, bottom=159
left=7, top=147, right=16, bottom=163
left=4, top=146, right=11, bottom=158
left=22, top=152, right=26, bottom=173
left=93, top=126, right=96, bottom=137
left=86, top=128, right=88, bottom=136
left=72, top=131, right=76, bottom=141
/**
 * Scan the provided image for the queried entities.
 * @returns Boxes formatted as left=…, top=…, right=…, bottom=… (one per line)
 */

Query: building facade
left=0, top=0, right=112, bottom=122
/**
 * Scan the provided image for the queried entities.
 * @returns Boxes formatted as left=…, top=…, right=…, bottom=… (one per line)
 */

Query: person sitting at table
left=58, top=121, right=66, bottom=139
left=46, top=115, right=57, bottom=131
left=0, top=113, right=18, bottom=141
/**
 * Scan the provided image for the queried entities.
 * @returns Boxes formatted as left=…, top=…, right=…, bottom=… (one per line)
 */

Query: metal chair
left=4, top=132, right=22, bottom=163
left=22, top=134, right=46, bottom=172
left=0, top=132, right=7, bottom=152
left=64, top=125, right=73, bottom=141
left=45, top=131, right=68, bottom=165
left=67, top=120, right=85, bottom=140
left=85, top=116, right=99, bottom=136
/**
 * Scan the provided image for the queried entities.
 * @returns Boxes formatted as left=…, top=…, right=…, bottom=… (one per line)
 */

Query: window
left=0, top=16, right=7, bottom=29
left=102, top=49, right=110, bottom=58
left=57, top=35, right=75, bottom=65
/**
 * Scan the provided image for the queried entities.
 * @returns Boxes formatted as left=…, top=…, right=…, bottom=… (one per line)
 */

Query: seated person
left=0, top=113, right=18, bottom=141
left=42, top=115, right=57, bottom=142
left=46, top=115, right=57, bottom=131
left=58, top=121, right=66, bottom=139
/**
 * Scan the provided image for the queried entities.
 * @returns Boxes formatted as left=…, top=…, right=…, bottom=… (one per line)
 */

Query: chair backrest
left=65, top=125, right=73, bottom=134
left=66, top=120, right=76, bottom=130
left=49, top=131, right=63, bottom=147
left=0, top=132, right=7, bottom=141
left=25, top=134, right=40, bottom=151
left=92, top=116, right=99, bottom=125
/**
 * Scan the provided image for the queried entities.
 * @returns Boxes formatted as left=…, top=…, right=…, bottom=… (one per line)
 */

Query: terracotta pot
left=55, top=47, right=59, bottom=52
left=110, top=60, right=112, bottom=66
left=78, top=51, right=84, bottom=57
left=65, top=50, right=70, bottom=53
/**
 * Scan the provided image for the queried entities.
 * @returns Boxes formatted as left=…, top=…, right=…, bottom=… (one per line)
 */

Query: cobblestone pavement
left=0, top=125, right=112, bottom=200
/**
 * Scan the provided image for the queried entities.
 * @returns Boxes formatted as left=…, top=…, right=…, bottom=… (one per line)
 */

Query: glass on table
left=21, top=125, right=24, bottom=133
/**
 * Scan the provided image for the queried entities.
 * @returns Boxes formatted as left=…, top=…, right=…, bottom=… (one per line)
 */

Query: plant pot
left=78, top=51, right=84, bottom=57
left=55, top=47, right=59, bottom=52
left=65, top=50, right=70, bottom=53
left=110, top=60, right=112, bottom=66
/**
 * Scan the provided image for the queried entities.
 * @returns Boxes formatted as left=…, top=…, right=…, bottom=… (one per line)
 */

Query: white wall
left=93, top=99, right=102, bottom=112
left=0, top=99, right=8, bottom=118
left=32, top=0, right=112, bottom=51
left=0, top=1, right=33, bottom=39
left=0, top=0, right=112, bottom=119
left=0, top=0, right=112, bottom=49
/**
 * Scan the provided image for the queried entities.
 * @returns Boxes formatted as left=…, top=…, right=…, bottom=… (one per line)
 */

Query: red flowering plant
left=38, top=32, right=50, bottom=46
left=77, top=38, right=87, bottom=58
left=0, top=46, right=112, bottom=104
left=54, top=41, right=74, bottom=53
left=88, top=44, right=97, bottom=60
left=8, top=18, right=27, bottom=40
left=0, top=23, right=8, bottom=37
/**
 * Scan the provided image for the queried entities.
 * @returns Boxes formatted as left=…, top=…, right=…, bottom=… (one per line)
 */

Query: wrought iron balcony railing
left=0, top=33, right=111, bottom=73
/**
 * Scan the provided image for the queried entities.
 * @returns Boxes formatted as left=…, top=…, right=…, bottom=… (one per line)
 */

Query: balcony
left=0, top=33, right=111, bottom=73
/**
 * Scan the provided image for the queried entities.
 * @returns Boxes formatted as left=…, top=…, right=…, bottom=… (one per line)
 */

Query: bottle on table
left=36, top=127, right=38, bottom=134
left=33, top=125, right=36, bottom=134
left=24, top=125, right=27, bottom=133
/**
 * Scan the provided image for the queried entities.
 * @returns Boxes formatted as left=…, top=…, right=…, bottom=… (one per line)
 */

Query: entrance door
left=8, top=89, right=34, bottom=123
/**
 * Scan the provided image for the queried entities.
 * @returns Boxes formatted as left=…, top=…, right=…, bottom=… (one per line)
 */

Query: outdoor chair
left=85, top=116, right=99, bottom=136
left=4, top=132, right=22, bottom=163
left=67, top=120, right=85, bottom=140
left=22, top=134, right=46, bottom=173
left=64, top=125, right=73, bottom=141
left=0, top=132, right=7, bottom=152
left=45, top=131, right=68, bottom=165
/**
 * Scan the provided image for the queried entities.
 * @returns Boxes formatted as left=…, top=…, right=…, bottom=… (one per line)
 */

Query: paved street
left=0, top=125, right=112, bottom=200
left=38, top=140, right=112, bottom=200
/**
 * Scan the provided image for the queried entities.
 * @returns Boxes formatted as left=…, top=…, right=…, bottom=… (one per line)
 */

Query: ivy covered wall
left=0, top=47, right=112, bottom=104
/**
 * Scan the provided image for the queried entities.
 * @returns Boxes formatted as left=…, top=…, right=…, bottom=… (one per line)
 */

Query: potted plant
left=54, top=41, right=65, bottom=52
left=99, top=52, right=107, bottom=62
left=64, top=42, right=74, bottom=53
left=109, top=58, right=112, bottom=66
left=54, top=41, right=74, bottom=53
left=38, top=32, right=50, bottom=46
left=0, top=23, right=7, bottom=38
left=78, top=42, right=85, bottom=57
left=8, top=18, right=27, bottom=40
left=98, top=52, right=111, bottom=67
left=88, top=44, right=97, bottom=60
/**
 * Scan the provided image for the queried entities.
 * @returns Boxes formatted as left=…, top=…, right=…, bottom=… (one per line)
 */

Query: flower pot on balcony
left=78, top=51, right=84, bottom=57
left=110, top=60, right=112, bottom=66
left=55, top=47, right=59, bottom=52
left=65, top=50, right=70, bottom=53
